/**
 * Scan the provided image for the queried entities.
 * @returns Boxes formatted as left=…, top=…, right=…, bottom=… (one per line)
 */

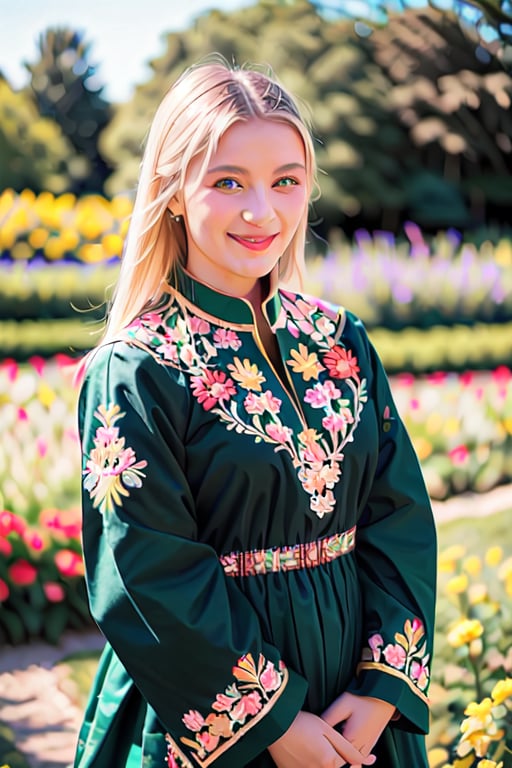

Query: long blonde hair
left=101, top=56, right=318, bottom=347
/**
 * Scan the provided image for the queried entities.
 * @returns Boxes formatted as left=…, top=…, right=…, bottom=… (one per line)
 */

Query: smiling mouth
left=228, top=233, right=278, bottom=251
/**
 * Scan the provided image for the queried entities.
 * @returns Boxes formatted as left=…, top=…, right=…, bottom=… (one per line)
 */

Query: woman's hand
left=268, top=710, right=377, bottom=768
left=321, top=692, right=396, bottom=768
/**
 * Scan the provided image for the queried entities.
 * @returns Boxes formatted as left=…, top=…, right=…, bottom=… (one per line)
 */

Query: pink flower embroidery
left=190, top=370, right=236, bottom=411
left=182, top=710, right=206, bottom=732
left=368, top=634, right=384, bottom=661
left=322, top=411, right=353, bottom=434
left=83, top=404, right=148, bottom=515
left=260, top=661, right=282, bottom=692
left=383, top=643, right=407, bottom=669
left=189, top=316, right=211, bottom=335
left=197, top=731, right=219, bottom=753
left=230, top=692, right=263, bottom=723
left=213, top=328, right=242, bottom=350
left=310, top=489, right=335, bottom=518
left=411, top=660, right=429, bottom=690
left=304, top=380, right=341, bottom=408
left=265, top=423, right=293, bottom=444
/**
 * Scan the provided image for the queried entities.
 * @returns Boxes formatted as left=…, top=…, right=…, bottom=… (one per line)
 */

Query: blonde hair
left=101, top=56, right=318, bottom=346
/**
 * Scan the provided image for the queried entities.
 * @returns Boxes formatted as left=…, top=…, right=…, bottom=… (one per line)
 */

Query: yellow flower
left=485, top=546, right=503, bottom=567
left=287, top=343, right=324, bottom=381
left=477, top=760, right=503, bottom=768
left=227, top=358, right=265, bottom=391
left=467, top=583, right=488, bottom=605
left=439, top=545, right=466, bottom=573
left=102, top=233, right=123, bottom=257
left=462, top=555, right=482, bottom=576
left=491, top=678, right=512, bottom=705
left=28, top=227, right=49, bottom=249
left=447, top=618, right=484, bottom=648
left=446, top=573, right=469, bottom=595
left=465, top=699, right=493, bottom=720
left=427, top=746, right=450, bottom=767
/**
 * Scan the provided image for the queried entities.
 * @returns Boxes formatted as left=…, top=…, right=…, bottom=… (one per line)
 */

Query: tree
left=25, top=27, right=112, bottom=194
left=0, top=76, right=77, bottom=194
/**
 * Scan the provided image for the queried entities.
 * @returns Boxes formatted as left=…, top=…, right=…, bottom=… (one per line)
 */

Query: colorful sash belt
left=220, top=526, right=356, bottom=577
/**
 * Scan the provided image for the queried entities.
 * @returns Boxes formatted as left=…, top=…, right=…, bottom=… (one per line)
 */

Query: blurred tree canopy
left=100, top=0, right=512, bottom=234
left=0, top=76, right=78, bottom=194
left=25, top=27, right=112, bottom=194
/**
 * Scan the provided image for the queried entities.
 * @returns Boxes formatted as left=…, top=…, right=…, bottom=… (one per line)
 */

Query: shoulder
left=278, top=287, right=370, bottom=345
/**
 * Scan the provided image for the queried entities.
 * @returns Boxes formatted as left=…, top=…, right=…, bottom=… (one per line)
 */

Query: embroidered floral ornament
left=359, top=617, right=430, bottom=699
left=83, top=404, right=148, bottom=515
left=171, top=653, right=287, bottom=766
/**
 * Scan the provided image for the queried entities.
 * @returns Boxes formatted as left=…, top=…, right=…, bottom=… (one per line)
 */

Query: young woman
left=75, top=57, right=437, bottom=768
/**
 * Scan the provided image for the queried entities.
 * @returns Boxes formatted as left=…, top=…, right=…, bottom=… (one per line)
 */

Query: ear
left=168, top=195, right=184, bottom=218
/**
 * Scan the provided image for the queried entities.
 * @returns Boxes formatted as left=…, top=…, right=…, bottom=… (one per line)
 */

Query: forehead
left=212, top=118, right=305, bottom=165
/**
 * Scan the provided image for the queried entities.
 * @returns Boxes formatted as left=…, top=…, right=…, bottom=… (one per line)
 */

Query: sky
left=0, top=0, right=255, bottom=102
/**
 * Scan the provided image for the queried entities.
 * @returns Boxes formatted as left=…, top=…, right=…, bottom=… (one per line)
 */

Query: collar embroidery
left=126, top=290, right=367, bottom=519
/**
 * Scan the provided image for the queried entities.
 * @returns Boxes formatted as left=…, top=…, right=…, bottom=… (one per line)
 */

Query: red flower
left=0, top=578, right=9, bottom=602
left=39, top=507, right=82, bottom=540
left=0, top=537, right=12, bottom=556
left=0, top=510, right=26, bottom=537
left=323, top=347, right=359, bottom=379
left=190, top=370, right=236, bottom=411
left=449, top=445, right=469, bottom=466
left=8, top=559, right=38, bottom=586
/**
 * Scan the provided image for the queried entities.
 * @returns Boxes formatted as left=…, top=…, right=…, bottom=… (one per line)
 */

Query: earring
left=241, top=210, right=253, bottom=223
left=169, top=212, right=182, bottom=223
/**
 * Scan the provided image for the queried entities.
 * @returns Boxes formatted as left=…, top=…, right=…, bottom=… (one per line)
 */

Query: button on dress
left=75, top=266, right=437, bottom=768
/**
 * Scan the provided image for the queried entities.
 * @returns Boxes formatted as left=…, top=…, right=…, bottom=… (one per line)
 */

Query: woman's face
left=172, top=117, right=308, bottom=298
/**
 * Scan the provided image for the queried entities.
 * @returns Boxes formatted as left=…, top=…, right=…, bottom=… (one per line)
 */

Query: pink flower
left=190, top=370, right=236, bottom=411
left=244, top=392, right=266, bottom=415
left=383, top=643, right=406, bottom=669
left=189, top=316, right=211, bottom=335
left=39, top=508, right=81, bottom=540
left=449, top=445, right=469, bottom=466
left=213, top=328, right=242, bottom=350
left=54, top=550, right=84, bottom=577
left=368, top=634, right=384, bottom=662
left=166, top=745, right=180, bottom=768
left=265, top=423, right=292, bottom=444
left=411, top=659, right=429, bottom=690
left=260, top=391, right=282, bottom=414
left=23, top=530, right=45, bottom=551
left=212, top=687, right=241, bottom=712
left=36, top=436, right=48, bottom=458
left=0, top=578, right=9, bottom=602
left=322, top=412, right=352, bottom=433
left=17, top=408, right=28, bottom=422
left=43, top=582, right=65, bottom=603
left=304, top=380, right=341, bottom=408
left=323, top=347, right=359, bottom=380
left=182, top=709, right=206, bottom=732
left=29, top=356, right=46, bottom=376
left=2, top=359, right=18, bottom=382
left=260, top=661, right=281, bottom=692
left=230, top=693, right=262, bottom=724
left=8, top=559, right=38, bottom=586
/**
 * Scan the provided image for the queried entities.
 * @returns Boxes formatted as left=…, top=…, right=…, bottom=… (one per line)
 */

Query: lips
left=228, top=233, right=278, bottom=252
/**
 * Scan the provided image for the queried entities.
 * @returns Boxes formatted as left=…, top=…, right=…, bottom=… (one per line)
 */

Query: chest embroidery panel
left=125, top=291, right=368, bottom=520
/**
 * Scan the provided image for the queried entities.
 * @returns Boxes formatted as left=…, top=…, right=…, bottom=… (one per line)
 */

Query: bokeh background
left=1, top=1, right=512, bottom=767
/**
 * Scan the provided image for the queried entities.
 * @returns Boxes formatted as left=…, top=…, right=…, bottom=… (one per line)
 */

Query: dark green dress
left=75, top=267, right=437, bottom=768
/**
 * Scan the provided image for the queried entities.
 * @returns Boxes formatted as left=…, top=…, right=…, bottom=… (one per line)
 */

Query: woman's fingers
left=323, top=731, right=376, bottom=766
left=322, top=697, right=352, bottom=728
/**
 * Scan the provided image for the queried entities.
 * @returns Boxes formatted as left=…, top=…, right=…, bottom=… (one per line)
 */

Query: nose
left=243, top=185, right=276, bottom=227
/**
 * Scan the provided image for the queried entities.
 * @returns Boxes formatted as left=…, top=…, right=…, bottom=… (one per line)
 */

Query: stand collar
left=169, top=263, right=282, bottom=327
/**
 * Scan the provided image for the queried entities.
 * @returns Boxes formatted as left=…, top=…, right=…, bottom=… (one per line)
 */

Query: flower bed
left=1, top=190, right=511, bottom=330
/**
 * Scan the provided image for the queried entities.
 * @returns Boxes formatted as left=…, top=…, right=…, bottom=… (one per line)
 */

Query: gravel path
left=1, top=484, right=511, bottom=768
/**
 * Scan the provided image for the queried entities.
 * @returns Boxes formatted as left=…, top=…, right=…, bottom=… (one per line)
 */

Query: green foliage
left=0, top=77, right=76, bottom=194
left=25, top=28, right=112, bottom=194
left=100, top=1, right=512, bottom=234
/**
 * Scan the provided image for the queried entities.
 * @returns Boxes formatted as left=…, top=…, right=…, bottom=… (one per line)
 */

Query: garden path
left=1, top=482, right=511, bottom=768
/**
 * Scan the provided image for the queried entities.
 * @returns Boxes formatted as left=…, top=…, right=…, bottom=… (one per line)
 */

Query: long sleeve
left=346, top=325, right=437, bottom=735
left=79, top=342, right=307, bottom=768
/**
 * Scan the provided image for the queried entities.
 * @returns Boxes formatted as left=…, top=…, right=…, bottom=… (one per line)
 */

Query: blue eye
left=214, top=178, right=241, bottom=190
left=274, top=177, right=298, bottom=187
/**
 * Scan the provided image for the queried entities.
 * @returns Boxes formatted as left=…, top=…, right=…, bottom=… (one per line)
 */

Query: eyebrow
left=206, top=162, right=306, bottom=175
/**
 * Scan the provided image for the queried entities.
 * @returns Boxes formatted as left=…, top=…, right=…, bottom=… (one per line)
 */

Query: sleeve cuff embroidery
left=359, top=617, right=430, bottom=702
left=172, top=653, right=288, bottom=767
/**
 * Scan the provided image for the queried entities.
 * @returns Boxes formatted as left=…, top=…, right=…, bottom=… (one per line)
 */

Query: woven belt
left=220, top=526, right=356, bottom=577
